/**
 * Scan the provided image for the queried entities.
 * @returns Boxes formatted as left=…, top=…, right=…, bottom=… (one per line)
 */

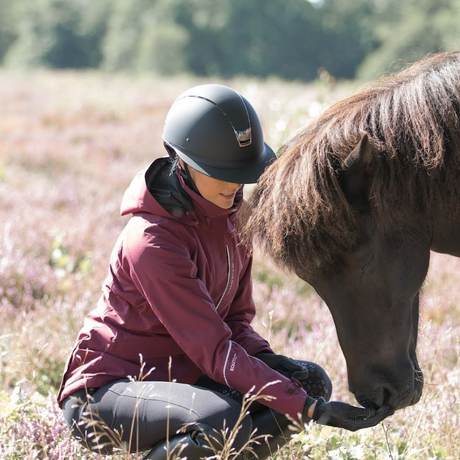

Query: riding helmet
left=162, top=84, right=276, bottom=184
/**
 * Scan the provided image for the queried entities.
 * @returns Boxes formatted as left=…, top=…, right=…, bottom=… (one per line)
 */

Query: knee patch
left=294, top=361, right=333, bottom=400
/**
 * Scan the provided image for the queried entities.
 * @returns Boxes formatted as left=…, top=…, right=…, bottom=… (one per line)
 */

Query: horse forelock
left=245, top=50, right=460, bottom=274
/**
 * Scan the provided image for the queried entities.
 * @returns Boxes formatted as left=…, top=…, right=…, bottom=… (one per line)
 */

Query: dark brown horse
left=245, top=50, right=460, bottom=411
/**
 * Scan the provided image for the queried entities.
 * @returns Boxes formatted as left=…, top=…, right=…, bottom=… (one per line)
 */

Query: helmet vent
left=186, top=94, right=252, bottom=148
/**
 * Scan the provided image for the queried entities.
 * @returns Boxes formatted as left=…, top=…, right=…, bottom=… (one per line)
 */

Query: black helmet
left=162, top=84, right=276, bottom=184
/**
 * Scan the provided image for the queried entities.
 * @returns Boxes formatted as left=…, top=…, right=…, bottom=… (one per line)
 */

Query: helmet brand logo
left=235, top=127, right=252, bottom=147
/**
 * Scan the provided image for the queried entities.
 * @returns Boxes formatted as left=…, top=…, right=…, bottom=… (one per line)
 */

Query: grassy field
left=1, top=70, right=460, bottom=459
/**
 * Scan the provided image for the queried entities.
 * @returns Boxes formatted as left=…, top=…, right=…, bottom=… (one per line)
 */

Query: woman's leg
left=61, top=361, right=331, bottom=459
left=294, top=360, right=333, bottom=400
left=189, top=357, right=332, bottom=460
left=195, top=361, right=332, bottom=460
left=61, top=379, right=253, bottom=457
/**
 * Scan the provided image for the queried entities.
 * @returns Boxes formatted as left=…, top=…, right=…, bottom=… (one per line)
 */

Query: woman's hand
left=304, top=396, right=393, bottom=431
left=255, top=352, right=309, bottom=380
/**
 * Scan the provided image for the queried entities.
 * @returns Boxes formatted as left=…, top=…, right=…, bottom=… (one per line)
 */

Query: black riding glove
left=255, top=352, right=309, bottom=380
left=304, top=396, right=393, bottom=432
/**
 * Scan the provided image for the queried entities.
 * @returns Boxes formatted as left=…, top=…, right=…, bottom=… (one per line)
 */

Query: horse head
left=247, top=50, right=460, bottom=413
left=296, top=135, right=430, bottom=410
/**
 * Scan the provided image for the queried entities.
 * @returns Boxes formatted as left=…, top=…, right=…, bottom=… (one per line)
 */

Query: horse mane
left=244, top=50, right=460, bottom=274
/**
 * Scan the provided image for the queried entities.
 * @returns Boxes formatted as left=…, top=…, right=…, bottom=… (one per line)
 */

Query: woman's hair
left=169, top=155, right=180, bottom=176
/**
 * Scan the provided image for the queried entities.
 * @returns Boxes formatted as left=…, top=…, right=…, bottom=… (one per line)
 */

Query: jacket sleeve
left=124, top=222, right=306, bottom=418
left=224, top=254, right=274, bottom=356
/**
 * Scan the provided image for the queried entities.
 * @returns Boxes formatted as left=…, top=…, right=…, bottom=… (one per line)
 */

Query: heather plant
left=1, top=70, right=460, bottom=459
left=0, top=387, right=116, bottom=459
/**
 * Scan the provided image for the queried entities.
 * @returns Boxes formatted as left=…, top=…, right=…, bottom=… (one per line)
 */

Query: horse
left=244, top=50, right=460, bottom=412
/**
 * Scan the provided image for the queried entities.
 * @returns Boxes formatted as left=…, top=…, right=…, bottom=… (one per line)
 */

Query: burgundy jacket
left=57, top=157, right=307, bottom=417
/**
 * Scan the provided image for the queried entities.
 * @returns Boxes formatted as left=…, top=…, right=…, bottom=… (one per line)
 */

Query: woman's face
left=183, top=161, right=242, bottom=209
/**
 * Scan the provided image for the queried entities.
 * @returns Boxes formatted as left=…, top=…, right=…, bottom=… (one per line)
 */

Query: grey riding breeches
left=61, top=378, right=255, bottom=456
left=61, top=361, right=332, bottom=457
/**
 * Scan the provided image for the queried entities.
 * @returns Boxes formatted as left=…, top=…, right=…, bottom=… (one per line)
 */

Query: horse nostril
left=356, top=385, right=398, bottom=410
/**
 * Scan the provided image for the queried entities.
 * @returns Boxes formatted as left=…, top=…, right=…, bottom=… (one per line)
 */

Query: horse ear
left=338, top=134, right=373, bottom=206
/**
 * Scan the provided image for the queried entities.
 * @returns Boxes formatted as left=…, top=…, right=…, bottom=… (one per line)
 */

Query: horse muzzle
left=352, top=362, right=424, bottom=411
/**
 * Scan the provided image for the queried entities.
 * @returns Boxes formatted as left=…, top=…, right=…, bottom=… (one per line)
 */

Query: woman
left=58, top=84, right=390, bottom=460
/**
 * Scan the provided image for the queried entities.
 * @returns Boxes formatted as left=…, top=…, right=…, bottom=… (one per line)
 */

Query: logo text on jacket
left=230, top=353, right=238, bottom=371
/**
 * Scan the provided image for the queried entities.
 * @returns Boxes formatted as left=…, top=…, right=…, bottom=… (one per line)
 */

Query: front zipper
left=215, top=245, right=231, bottom=310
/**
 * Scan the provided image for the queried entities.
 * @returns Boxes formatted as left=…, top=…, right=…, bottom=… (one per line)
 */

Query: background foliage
left=0, top=0, right=459, bottom=81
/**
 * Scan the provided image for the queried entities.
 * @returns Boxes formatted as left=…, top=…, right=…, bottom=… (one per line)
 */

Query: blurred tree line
left=0, top=0, right=458, bottom=81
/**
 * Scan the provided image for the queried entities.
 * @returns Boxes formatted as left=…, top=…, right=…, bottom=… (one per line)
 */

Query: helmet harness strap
left=178, top=162, right=202, bottom=197
left=164, top=142, right=202, bottom=196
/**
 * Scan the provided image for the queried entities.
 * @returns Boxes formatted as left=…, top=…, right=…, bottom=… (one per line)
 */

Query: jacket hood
left=120, top=157, right=243, bottom=223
